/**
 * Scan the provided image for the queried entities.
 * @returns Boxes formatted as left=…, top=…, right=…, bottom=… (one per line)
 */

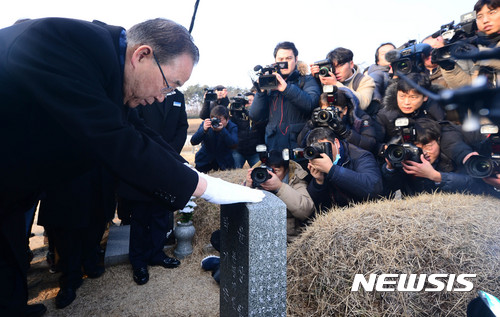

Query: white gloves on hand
left=199, top=172, right=265, bottom=205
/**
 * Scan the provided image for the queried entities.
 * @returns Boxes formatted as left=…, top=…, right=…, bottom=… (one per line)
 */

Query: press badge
left=173, top=101, right=181, bottom=107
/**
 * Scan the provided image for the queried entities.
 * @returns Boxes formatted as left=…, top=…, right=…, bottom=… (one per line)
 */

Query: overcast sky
left=1, top=0, right=473, bottom=90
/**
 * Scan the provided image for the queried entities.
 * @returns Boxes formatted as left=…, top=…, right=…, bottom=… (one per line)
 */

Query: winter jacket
left=441, top=35, right=500, bottom=88
left=307, top=141, right=383, bottom=211
left=366, top=64, right=391, bottom=102
left=250, top=68, right=321, bottom=151
left=230, top=110, right=266, bottom=156
left=381, top=155, right=500, bottom=198
left=191, top=120, right=238, bottom=170
left=375, top=81, right=445, bottom=157
left=337, top=65, right=375, bottom=111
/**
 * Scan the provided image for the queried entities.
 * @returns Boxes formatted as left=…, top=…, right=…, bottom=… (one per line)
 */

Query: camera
left=384, top=117, right=423, bottom=169
left=229, top=94, right=249, bottom=119
left=204, top=88, right=217, bottom=101
left=385, top=41, right=432, bottom=75
left=431, top=11, right=478, bottom=64
left=465, top=125, right=500, bottom=178
left=312, top=106, right=342, bottom=129
left=254, top=62, right=288, bottom=90
left=313, top=59, right=333, bottom=78
left=250, top=145, right=290, bottom=188
left=210, top=117, right=221, bottom=128
left=303, top=142, right=333, bottom=160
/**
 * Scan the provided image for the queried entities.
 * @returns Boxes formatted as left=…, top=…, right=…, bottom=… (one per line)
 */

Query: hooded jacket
left=250, top=67, right=321, bottom=151
left=375, top=81, right=445, bottom=156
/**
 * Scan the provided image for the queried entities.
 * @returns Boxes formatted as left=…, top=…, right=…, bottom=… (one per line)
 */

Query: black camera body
left=204, top=88, right=217, bottom=101
left=314, top=59, right=333, bottom=78
left=254, top=62, right=288, bottom=90
left=386, top=41, right=432, bottom=75
left=210, top=117, right=221, bottom=128
left=465, top=126, right=500, bottom=178
left=431, top=11, right=478, bottom=64
left=250, top=166, right=273, bottom=188
left=384, top=117, right=422, bottom=169
left=250, top=145, right=290, bottom=188
left=303, top=142, right=333, bottom=160
left=311, top=106, right=343, bottom=130
left=229, top=95, right=249, bottom=120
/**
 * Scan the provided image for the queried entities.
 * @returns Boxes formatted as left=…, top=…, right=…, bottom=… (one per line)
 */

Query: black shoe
left=24, top=303, right=47, bottom=317
left=133, top=267, right=149, bottom=285
left=150, top=256, right=180, bottom=269
left=55, top=287, right=77, bottom=309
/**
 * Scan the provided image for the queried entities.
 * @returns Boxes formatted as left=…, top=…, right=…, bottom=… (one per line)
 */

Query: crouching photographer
left=191, top=105, right=238, bottom=173
left=306, top=127, right=383, bottom=211
left=381, top=118, right=500, bottom=197
left=297, top=87, right=380, bottom=154
left=244, top=146, right=315, bottom=243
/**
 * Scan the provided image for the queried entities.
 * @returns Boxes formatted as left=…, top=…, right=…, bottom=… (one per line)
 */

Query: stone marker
left=220, top=191, right=287, bottom=317
left=104, top=224, right=130, bottom=266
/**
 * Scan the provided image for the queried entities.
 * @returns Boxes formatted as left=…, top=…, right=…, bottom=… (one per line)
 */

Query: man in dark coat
left=250, top=41, right=321, bottom=151
left=305, top=128, right=383, bottom=211
left=0, top=17, right=263, bottom=316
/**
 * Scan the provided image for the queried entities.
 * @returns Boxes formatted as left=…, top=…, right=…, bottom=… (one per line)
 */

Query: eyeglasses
left=152, top=51, right=176, bottom=97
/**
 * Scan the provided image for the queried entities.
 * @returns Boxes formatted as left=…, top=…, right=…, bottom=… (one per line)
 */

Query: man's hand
left=198, top=172, right=265, bottom=204
left=245, top=168, right=254, bottom=188
left=203, top=119, right=212, bottom=132
left=482, top=173, right=500, bottom=189
left=308, top=153, right=334, bottom=174
left=308, top=163, right=324, bottom=185
left=259, top=170, right=282, bottom=192
left=275, top=73, right=287, bottom=92
left=402, top=154, right=441, bottom=182
left=319, top=71, right=338, bottom=86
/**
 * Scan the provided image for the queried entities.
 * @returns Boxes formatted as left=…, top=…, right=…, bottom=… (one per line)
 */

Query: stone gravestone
left=220, top=191, right=287, bottom=317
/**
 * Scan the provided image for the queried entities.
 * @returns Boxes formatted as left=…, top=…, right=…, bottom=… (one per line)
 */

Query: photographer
left=438, top=0, right=500, bottom=88
left=199, top=85, right=229, bottom=120
left=191, top=105, right=238, bottom=173
left=245, top=150, right=315, bottom=243
left=376, top=73, right=445, bottom=157
left=250, top=41, right=321, bottom=151
left=297, top=88, right=379, bottom=154
left=306, top=128, right=383, bottom=212
left=381, top=118, right=500, bottom=197
left=310, top=47, right=376, bottom=113
left=365, top=42, right=396, bottom=101
left=229, top=92, right=266, bottom=168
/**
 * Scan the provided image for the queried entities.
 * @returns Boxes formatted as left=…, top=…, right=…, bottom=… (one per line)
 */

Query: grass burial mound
left=286, top=193, right=500, bottom=317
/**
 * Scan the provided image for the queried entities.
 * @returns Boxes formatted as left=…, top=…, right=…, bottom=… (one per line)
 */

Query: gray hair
left=127, top=18, right=199, bottom=65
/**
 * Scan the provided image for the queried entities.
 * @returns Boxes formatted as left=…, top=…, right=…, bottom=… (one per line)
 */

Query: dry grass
left=286, top=193, right=500, bottom=317
left=26, top=168, right=500, bottom=316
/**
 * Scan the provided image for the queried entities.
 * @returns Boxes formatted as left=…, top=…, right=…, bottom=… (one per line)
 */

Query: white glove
left=199, top=172, right=265, bottom=204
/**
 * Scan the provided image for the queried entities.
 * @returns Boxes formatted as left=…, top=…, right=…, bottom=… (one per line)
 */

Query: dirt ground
left=27, top=117, right=222, bottom=317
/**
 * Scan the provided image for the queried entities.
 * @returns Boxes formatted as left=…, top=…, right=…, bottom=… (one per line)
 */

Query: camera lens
left=317, top=110, right=332, bottom=123
left=319, top=67, right=330, bottom=77
left=304, top=146, right=320, bottom=160
left=397, top=60, right=411, bottom=74
left=251, top=167, right=270, bottom=185
left=386, top=145, right=405, bottom=163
